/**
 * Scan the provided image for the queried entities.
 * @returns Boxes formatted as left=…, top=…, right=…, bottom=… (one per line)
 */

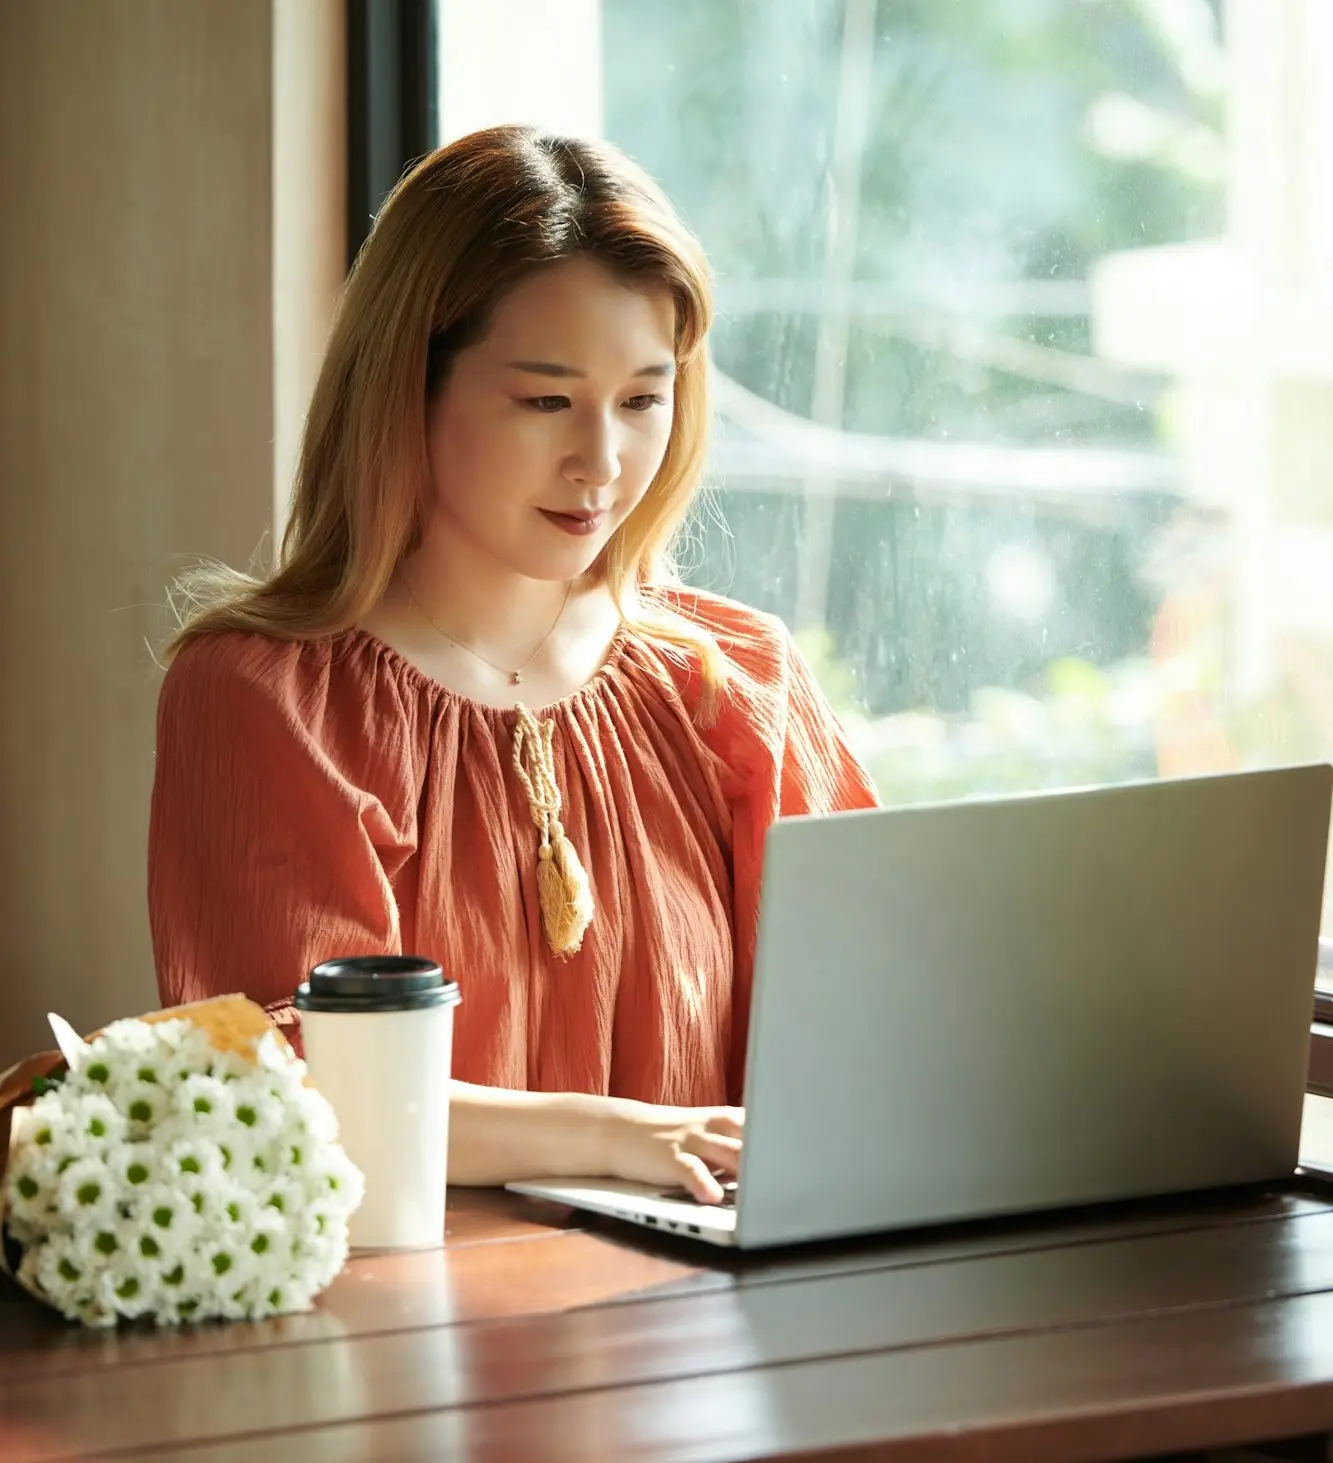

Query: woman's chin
left=513, top=536, right=615, bottom=583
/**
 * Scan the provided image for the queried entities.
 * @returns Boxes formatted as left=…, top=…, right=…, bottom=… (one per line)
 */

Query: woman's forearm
left=446, top=1079, right=632, bottom=1186
left=445, top=1081, right=744, bottom=1202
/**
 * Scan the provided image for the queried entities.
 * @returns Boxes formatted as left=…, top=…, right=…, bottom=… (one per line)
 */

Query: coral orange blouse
left=148, top=588, right=878, bottom=1105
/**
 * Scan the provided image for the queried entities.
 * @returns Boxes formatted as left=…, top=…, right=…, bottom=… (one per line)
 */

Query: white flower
left=239, top=1135, right=289, bottom=1188
left=96, top=1258, right=159, bottom=1321
left=21, top=1240, right=117, bottom=1328
left=214, top=1188, right=261, bottom=1238
left=226, top=1088, right=285, bottom=1146
left=113, top=1027, right=184, bottom=1088
left=54, top=1155, right=119, bottom=1226
left=175, top=1074, right=237, bottom=1132
left=63, top=1053, right=116, bottom=1099
left=290, top=1224, right=347, bottom=1294
left=27, top=1235, right=85, bottom=1305
left=117, top=1079, right=170, bottom=1133
left=163, top=1134, right=226, bottom=1188
left=242, top=1208, right=287, bottom=1265
left=63, top=1217, right=128, bottom=1284
left=5, top=1145, right=61, bottom=1241
left=287, top=1085, right=340, bottom=1146
left=302, top=1146, right=365, bottom=1217
left=150, top=1250, right=200, bottom=1323
left=10, top=1096, right=62, bottom=1147
left=193, top=1236, right=258, bottom=1320
left=78, top=1297, right=119, bottom=1328
left=72, top=1092, right=128, bottom=1147
left=122, top=1222, right=172, bottom=1271
left=212, top=1044, right=264, bottom=1083
left=199, top=1130, right=254, bottom=1183
left=95, top=1017, right=164, bottom=1059
left=257, top=1175, right=304, bottom=1225
left=16, top=1092, right=82, bottom=1165
left=134, top=1181, right=202, bottom=1257
left=159, top=1025, right=222, bottom=1083
left=105, top=1142, right=157, bottom=1195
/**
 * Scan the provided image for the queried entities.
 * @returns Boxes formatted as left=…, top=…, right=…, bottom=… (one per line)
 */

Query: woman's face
left=423, top=255, right=678, bottom=582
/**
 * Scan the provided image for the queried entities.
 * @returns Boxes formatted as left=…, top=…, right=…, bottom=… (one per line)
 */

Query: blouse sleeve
left=147, top=634, right=414, bottom=1053
left=673, top=594, right=880, bottom=1102
left=772, top=630, right=882, bottom=822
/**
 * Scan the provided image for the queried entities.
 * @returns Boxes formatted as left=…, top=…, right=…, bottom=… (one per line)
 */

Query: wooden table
left=5, top=1177, right=1333, bottom=1461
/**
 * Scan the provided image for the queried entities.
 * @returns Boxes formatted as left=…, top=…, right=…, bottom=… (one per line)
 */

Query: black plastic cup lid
left=294, top=956, right=461, bottom=1014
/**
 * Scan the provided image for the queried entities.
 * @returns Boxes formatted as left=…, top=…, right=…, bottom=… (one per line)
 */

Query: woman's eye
left=624, top=394, right=666, bottom=412
left=525, top=396, right=570, bottom=412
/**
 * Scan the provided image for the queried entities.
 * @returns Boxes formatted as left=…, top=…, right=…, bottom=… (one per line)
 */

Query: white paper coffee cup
left=294, top=956, right=461, bottom=1251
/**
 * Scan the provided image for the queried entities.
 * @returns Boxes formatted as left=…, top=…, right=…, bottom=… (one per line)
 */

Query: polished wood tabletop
left=5, top=1175, right=1333, bottom=1461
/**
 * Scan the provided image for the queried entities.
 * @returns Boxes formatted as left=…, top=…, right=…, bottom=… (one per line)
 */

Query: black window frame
left=346, top=0, right=436, bottom=266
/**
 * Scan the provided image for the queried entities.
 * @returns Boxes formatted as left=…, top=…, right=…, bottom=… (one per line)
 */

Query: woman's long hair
left=165, top=124, right=725, bottom=693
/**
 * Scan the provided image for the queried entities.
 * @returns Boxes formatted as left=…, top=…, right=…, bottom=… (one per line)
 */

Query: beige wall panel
left=0, top=0, right=344, bottom=1065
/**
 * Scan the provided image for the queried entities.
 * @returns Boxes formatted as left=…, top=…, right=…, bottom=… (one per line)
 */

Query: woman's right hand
left=600, top=1101, right=745, bottom=1204
left=445, top=1081, right=743, bottom=1198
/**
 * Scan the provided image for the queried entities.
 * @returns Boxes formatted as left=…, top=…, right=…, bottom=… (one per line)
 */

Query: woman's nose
left=563, top=413, right=619, bottom=488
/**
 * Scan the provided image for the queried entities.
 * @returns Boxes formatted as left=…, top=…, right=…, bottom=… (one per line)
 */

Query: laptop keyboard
left=658, top=1180, right=738, bottom=1208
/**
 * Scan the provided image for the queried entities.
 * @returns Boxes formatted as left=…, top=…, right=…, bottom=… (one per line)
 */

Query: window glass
left=436, top=0, right=1333, bottom=953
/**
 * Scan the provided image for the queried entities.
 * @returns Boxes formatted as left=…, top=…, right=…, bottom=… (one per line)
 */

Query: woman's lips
left=539, top=509, right=606, bottom=537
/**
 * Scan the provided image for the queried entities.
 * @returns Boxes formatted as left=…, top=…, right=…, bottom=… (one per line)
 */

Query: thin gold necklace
left=402, top=574, right=573, bottom=686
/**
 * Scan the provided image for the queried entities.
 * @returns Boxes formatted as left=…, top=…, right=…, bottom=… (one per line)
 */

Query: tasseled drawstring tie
left=511, top=705, right=594, bottom=957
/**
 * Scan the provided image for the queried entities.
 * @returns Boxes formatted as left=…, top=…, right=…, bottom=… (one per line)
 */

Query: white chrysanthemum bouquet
left=0, top=997, right=363, bottom=1328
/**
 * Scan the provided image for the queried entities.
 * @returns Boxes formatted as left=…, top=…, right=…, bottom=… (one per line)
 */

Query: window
left=416, top=0, right=1333, bottom=977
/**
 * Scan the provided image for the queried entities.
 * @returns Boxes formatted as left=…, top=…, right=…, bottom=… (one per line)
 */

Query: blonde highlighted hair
left=166, top=124, right=726, bottom=699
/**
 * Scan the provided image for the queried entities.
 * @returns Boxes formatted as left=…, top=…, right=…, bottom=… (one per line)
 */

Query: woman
left=149, top=125, right=878, bottom=1203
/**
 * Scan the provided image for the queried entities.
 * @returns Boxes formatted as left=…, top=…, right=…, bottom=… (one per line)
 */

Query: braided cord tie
left=511, top=705, right=594, bottom=957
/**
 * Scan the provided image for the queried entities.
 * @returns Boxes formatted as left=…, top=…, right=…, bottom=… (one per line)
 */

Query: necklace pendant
left=511, top=670, right=522, bottom=685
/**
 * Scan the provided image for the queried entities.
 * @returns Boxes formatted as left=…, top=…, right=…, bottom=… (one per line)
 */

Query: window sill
left=1309, top=1023, right=1333, bottom=1100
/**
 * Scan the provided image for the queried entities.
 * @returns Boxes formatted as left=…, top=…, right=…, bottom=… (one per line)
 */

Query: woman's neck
left=397, top=529, right=576, bottom=659
left=356, top=528, right=625, bottom=709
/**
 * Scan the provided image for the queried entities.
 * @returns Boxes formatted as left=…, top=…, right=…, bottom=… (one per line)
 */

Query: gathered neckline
left=338, top=621, right=641, bottom=721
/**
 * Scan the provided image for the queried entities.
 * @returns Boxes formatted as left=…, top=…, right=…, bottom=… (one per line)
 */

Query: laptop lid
left=734, top=765, right=1332, bottom=1249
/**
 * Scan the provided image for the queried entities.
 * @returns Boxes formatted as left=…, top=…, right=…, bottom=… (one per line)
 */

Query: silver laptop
left=508, top=765, right=1332, bottom=1248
